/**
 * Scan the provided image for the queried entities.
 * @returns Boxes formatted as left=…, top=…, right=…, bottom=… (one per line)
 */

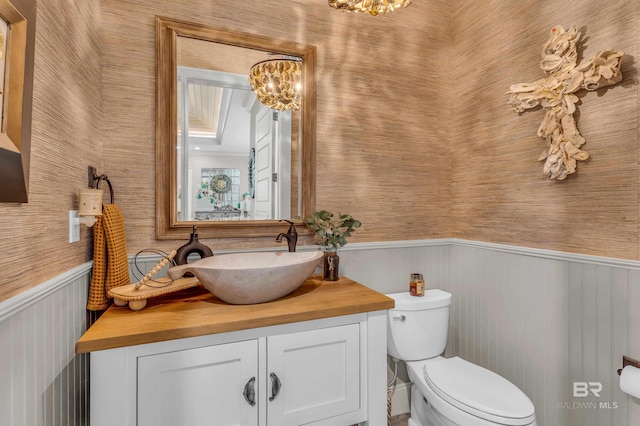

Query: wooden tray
left=107, top=277, right=201, bottom=311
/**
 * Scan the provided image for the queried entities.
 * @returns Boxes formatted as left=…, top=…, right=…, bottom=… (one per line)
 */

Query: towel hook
left=88, top=166, right=115, bottom=204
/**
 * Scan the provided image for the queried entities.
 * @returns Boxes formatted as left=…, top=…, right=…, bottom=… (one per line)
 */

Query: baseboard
left=390, top=381, right=410, bottom=417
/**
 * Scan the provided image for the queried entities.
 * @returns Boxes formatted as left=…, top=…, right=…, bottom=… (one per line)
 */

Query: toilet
left=386, top=290, right=537, bottom=426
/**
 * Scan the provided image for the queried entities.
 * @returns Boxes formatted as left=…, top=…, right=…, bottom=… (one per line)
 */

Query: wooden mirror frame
left=0, top=0, right=36, bottom=203
left=156, top=16, right=316, bottom=240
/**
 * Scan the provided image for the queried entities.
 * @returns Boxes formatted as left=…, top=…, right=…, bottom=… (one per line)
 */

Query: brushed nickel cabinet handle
left=269, top=372, right=281, bottom=402
left=243, top=377, right=256, bottom=406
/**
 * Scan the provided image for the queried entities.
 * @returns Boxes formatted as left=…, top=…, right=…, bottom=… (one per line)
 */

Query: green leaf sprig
left=304, top=210, right=361, bottom=251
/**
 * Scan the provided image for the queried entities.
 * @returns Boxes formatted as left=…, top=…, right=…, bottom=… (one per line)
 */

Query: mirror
left=156, top=17, right=315, bottom=239
left=0, top=0, right=35, bottom=203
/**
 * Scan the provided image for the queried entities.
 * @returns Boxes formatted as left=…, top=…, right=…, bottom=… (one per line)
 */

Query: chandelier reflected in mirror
left=248, top=57, right=302, bottom=111
left=328, top=0, right=412, bottom=16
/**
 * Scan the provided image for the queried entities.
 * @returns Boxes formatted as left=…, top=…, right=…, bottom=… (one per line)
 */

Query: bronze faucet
left=275, top=220, right=298, bottom=252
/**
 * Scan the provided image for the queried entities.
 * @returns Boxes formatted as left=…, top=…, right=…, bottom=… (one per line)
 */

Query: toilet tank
left=386, top=290, right=452, bottom=361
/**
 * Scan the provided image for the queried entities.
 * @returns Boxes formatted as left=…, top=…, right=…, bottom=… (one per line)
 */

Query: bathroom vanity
left=76, top=275, right=394, bottom=426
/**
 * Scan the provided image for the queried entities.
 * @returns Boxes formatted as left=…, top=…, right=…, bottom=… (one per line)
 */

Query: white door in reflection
left=253, top=103, right=275, bottom=219
left=252, top=106, right=291, bottom=221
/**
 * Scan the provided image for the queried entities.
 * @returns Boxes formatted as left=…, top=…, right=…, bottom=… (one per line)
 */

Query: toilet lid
left=424, top=357, right=536, bottom=425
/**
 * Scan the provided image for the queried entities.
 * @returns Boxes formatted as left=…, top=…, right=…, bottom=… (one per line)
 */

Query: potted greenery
left=304, top=210, right=361, bottom=281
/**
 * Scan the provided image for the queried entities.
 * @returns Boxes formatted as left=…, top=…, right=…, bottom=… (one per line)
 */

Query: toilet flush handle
left=392, top=314, right=406, bottom=321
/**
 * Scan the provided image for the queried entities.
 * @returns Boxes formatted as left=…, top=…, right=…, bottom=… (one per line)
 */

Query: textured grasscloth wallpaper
left=449, top=0, right=639, bottom=258
left=0, top=0, right=102, bottom=301
left=1, top=0, right=639, bottom=301
left=100, top=0, right=452, bottom=253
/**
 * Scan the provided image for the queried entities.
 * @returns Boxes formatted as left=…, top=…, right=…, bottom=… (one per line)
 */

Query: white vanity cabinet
left=78, top=277, right=394, bottom=426
left=90, top=314, right=386, bottom=426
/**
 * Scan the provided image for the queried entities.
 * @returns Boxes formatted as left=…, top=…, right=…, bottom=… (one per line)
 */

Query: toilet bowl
left=386, top=290, right=537, bottom=426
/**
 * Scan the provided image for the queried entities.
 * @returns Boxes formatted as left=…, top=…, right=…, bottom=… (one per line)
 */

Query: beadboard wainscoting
left=0, top=262, right=93, bottom=426
left=1, top=240, right=639, bottom=426
left=444, top=241, right=640, bottom=426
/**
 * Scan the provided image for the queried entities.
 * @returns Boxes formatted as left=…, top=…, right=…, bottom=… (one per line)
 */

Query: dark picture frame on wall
left=0, top=0, right=36, bottom=203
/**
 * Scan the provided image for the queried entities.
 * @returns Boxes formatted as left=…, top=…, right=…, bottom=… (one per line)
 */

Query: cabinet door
left=137, top=339, right=259, bottom=426
left=267, top=324, right=361, bottom=425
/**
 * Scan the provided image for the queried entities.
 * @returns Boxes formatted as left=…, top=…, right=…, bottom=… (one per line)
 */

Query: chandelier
left=328, top=0, right=412, bottom=16
left=248, top=57, right=302, bottom=111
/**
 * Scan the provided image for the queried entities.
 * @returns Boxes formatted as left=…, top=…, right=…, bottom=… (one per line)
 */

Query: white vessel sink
left=167, top=251, right=323, bottom=304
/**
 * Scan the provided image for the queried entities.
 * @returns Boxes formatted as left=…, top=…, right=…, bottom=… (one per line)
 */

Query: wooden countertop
left=76, top=275, right=394, bottom=353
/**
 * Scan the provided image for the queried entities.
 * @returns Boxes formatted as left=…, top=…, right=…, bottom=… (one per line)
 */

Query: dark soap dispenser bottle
left=175, top=226, right=214, bottom=265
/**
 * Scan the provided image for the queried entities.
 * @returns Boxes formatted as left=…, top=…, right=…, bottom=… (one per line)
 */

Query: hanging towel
left=86, top=213, right=107, bottom=310
left=87, top=204, right=130, bottom=311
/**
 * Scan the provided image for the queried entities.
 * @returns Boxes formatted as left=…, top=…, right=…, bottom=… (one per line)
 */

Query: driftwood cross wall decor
left=508, top=26, right=623, bottom=180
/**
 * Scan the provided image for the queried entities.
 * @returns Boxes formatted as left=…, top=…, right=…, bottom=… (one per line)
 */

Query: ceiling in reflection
left=177, top=36, right=269, bottom=156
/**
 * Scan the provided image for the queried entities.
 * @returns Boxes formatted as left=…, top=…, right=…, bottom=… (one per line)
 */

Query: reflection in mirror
left=156, top=17, right=315, bottom=239
left=176, top=63, right=296, bottom=222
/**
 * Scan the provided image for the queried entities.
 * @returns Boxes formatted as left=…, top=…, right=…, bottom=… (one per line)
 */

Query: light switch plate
left=69, top=210, right=80, bottom=243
